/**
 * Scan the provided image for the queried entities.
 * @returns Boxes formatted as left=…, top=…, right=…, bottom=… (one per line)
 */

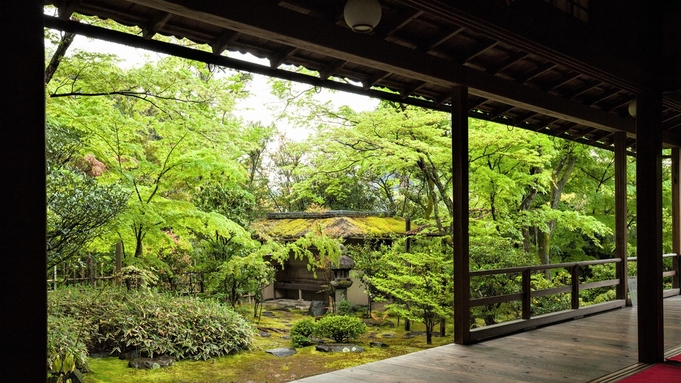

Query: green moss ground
left=83, top=305, right=451, bottom=383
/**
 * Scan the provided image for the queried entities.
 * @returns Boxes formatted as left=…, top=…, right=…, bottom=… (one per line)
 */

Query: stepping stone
left=265, top=347, right=297, bottom=357
left=315, top=344, right=364, bottom=353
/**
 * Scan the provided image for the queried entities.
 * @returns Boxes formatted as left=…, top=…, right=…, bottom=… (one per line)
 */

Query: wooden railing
left=469, top=254, right=680, bottom=342
left=628, top=253, right=681, bottom=298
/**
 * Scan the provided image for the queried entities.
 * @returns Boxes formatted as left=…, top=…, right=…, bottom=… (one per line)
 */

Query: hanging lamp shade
left=628, top=100, right=637, bottom=118
left=344, top=0, right=382, bottom=33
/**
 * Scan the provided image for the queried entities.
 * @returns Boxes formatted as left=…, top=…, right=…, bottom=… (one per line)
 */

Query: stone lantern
left=329, top=245, right=354, bottom=312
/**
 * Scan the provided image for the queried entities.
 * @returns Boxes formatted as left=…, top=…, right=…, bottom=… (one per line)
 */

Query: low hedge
left=48, top=287, right=253, bottom=364
left=290, top=315, right=367, bottom=347
left=290, top=318, right=316, bottom=347
left=314, top=315, right=367, bottom=343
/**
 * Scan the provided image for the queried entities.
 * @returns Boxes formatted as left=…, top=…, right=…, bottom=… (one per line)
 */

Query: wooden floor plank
left=290, top=296, right=681, bottom=383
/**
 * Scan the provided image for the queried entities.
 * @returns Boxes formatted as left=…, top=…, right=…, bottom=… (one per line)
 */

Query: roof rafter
left=117, top=0, right=642, bottom=141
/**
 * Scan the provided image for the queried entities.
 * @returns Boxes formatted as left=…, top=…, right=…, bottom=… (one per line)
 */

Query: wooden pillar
left=452, top=86, right=470, bottom=344
left=615, top=132, right=629, bottom=302
left=0, top=1, right=46, bottom=381
left=635, top=92, right=664, bottom=363
left=672, top=148, right=681, bottom=290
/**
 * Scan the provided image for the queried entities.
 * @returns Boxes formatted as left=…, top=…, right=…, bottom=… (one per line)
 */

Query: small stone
left=259, top=331, right=271, bottom=337
left=315, top=344, right=364, bottom=353
left=262, top=311, right=276, bottom=317
left=266, top=347, right=297, bottom=357
left=381, top=333, right=395, bottom=338
left=308, top=300, right=328, bottom=317
left=370, top=342, right=389, bottom=348
left=128, top=355, right=175, bottom=369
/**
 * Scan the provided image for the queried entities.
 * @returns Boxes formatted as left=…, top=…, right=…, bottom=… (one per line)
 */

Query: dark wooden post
left=571, top=265, right=580, bottom=310
left=635, top=91, right=664, bottom=363
left=615, top=132, right=629, bottom=302
left=0, top=1, right=46, bottom=381
left=522, top=269, right=531, bottom=319
left=452, top=86, right=471, bottom=344
left=672, top=148, right=681, bottom=291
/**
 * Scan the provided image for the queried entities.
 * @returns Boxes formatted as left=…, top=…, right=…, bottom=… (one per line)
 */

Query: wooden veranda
left=6, top=1, right=681, bottom=382
left=290, top=295, right=681, bottom=383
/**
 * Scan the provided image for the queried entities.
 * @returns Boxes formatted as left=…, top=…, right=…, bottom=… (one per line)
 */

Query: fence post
left=88, top=253, right=95, bottom=287
left=115, top=241, right=123, bottom=286
left=522, top=269, right=531, bottom=319
left=571, top=265, right=580, bottom=310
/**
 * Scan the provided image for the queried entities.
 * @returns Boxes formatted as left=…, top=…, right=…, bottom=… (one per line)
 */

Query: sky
left=67, top=34, right=380, bottom=141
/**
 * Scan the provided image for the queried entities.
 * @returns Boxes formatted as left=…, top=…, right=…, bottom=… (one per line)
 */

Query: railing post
left=674, top=255, right=680, bottom=290
left=522, top=269, right=531, bottom=319
left=571, top=265, right=580, bottom=310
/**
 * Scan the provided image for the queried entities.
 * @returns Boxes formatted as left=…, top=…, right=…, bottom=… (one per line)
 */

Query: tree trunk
left=425, top=318, right=434, bottom=345
left=45, top=31, right=76, bottom=84
left=537, top=148, right=577, bottom=272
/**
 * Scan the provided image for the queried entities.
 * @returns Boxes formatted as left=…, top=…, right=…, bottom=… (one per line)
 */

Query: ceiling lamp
left=628, top=100, right=637, bottom=118
left=344, top=0, right=382, bottom=33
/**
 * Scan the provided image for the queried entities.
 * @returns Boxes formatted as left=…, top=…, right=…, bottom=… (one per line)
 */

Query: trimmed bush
left=290, top=318, right=316, bottom=348
left=48, top=287, right=253, bottom=362
left=314, top=315, right=367, bottom=343
left=337, top=299, right=353, bottom=316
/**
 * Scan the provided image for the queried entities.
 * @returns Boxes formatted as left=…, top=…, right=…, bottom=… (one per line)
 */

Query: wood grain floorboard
left=290, top=296, right=681, bottom=383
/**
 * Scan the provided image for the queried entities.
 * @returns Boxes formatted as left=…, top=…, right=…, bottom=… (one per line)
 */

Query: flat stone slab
left=266, top=347, right=297, bottom=357
left=315, top=344, right=364, bottom=353
left=128, top=355, right=175, bottom=369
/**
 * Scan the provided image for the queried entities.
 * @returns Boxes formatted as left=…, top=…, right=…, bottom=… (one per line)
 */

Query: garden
left=49, top=286, right=454, bottom=383
left=43, top=10, right=681, bottom=383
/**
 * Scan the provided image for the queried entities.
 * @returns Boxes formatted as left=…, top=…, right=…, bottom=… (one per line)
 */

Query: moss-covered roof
left=250, top=212, right=407, bottom=240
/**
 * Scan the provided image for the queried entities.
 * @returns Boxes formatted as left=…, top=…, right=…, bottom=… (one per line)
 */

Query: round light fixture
left=344, top=0, right=382, bottom=33
left=628, top=100, right=637, bottom=118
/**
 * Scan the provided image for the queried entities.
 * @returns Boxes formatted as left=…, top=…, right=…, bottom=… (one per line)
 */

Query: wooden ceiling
left=44, top=0, right=681, bottom=152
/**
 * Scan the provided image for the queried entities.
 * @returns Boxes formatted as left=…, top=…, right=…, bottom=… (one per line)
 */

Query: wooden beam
left=635, top=91, right=664, bottom=364
left=269, top=46, right=299, bottom=69
left=615, top=132, right=628, bottom=302
left=57, top=0, right=81, bottom=20
left=452, top=86, right=470, bottom=345
left=399, top=0, right=652, bottom=93
left=318, top=59, right=346, bottom=81
left=119, top=0, right=639, bottom=140
left=673, top=148, right=681, bottom=290
left=211, top=30, right=241, bottom=55
left=142, top=11, right=173, bottom=40
left=2, top=1, right=46, bottom=382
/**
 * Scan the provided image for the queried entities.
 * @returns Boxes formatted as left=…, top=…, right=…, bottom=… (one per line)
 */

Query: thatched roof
left=250, top=211, right=407, bottom=240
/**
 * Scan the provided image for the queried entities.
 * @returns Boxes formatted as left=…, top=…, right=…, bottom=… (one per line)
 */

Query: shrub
left=337, top=299, right=353, bottom=316
left=47, top=314, right=92, bottom=372
left=48, top=287, right=253, bottom=362
left=290, top=318, right=316, bottom=348
left=314, top=315, right=367, bottom=343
